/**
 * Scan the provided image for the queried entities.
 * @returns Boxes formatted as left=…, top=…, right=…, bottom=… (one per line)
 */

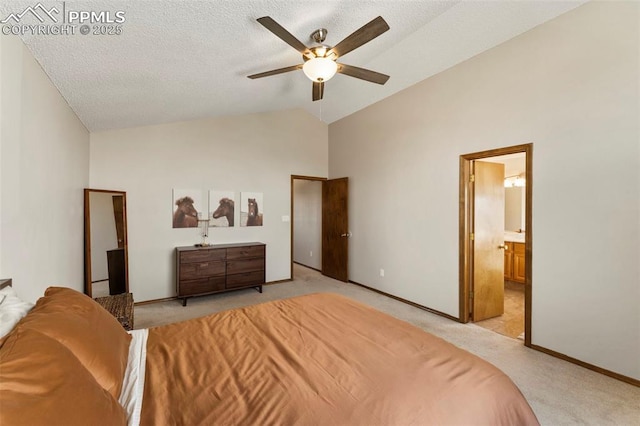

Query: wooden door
left=472, top=161, right=505, bottom=321
left=112, top=195, right=125, bottom=249
left=322, top=178, right=349, bottom=282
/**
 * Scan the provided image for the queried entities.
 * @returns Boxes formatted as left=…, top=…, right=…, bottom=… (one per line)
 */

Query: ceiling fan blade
left=337, top=63, right=389, bottom=85
left=247, top=64, right=302, bottom=79
left=257, top=17, right=311, bottom=57
left=312, top=81, right=324, bottom=101
left=329, top=16, right=389, bottom=59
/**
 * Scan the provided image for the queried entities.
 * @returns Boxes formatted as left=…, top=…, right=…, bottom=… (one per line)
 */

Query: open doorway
left=290, top=175, right=350, bottom=282
left=291, top=176, right=325, bottom=279
left=459, top=144, right=532, bottom=347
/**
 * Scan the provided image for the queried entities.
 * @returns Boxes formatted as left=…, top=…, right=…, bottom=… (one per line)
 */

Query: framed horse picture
left=172, top=189, right=204, bottom=228
left=240, top=192, right=263, bottom=227
left=209, top=190, right=235, bottom=227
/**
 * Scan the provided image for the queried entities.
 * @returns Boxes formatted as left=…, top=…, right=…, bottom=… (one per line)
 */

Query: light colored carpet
left=135, top=264, right=640, bottom=426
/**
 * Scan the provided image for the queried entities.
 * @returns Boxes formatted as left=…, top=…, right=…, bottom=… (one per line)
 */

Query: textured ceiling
left=1, top=0, right=586, bottom=131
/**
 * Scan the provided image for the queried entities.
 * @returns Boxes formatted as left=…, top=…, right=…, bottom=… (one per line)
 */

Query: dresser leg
left=182, top=298, right=187, bottom=307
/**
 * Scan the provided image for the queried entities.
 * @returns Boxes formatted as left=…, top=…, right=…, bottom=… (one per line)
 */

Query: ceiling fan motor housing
left=310, top=28, right=328, bottom=43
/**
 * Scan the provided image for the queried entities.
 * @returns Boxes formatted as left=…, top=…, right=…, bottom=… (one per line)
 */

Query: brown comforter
left=141, top=293, right=538, bottom=425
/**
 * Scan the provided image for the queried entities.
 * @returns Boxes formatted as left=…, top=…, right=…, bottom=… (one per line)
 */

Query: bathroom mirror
left=84, top=189, right=129, bottom=298
left=505, top=186, right=526, bottom=232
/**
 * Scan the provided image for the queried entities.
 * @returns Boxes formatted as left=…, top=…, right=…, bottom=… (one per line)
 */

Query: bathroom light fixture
left=302, top=57, right=338, bottom=83
left=504, top=174, right=526, bottom=188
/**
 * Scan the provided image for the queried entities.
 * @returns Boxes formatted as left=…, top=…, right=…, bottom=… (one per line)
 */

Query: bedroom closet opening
left=459, top=144, right=532, bottom=346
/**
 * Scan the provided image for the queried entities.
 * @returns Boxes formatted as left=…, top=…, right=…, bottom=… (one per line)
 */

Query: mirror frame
left=84, top=188, right=129, bottom=298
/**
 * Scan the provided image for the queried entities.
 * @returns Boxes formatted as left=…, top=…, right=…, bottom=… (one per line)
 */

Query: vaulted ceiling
left=1, top=1, right=586, bottom=131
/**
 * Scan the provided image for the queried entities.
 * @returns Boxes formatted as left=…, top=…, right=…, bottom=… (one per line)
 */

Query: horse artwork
left=246, top=198, right=263, bottom=226
left=241, top=192, right=264, bottom=227
left=173, top=196, right=199, bottom=228
left=172, top=189, right=203, bottom=229
left=212, top=197, right=235, bottom=227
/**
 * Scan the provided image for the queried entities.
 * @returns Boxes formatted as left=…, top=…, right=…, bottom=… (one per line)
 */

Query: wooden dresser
left=176, top=242, right=265, bottom=306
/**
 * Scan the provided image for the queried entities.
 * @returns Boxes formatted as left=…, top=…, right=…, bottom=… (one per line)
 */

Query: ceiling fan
left=248, top=16, right=390, bottom=101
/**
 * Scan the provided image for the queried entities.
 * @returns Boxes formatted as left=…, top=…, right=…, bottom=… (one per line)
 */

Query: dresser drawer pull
left=199, top=263, right=209, bottom=268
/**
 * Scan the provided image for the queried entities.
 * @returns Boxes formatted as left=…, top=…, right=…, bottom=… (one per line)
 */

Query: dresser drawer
left=176, top=243, right=265, bottom=306
left=226, top=271, right=264, bottom=289
left=226, top=257, right=264, bottom=275
left=226, top=245, right=264, bottom=260
left=180, top=261, right=225, bottom=280
left=180, top=277, right=226, bottom=296
left=180, top=249, right=225, bottom=264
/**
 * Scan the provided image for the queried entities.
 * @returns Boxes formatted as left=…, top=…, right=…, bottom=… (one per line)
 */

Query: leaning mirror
left=84, top=189, right=129, bottom=298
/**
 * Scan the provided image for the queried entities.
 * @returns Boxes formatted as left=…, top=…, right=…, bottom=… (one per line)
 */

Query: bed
left=0, top=287, right=539, bottom=425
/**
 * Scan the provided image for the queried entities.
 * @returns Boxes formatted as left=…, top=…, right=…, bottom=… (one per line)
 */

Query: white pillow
left=0, top=287, right=34, bottom=338
left=0, top=285, right=17, bottom=297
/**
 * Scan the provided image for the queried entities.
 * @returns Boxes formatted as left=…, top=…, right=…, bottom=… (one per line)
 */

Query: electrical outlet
left=380, top=269, right=385, bottom=277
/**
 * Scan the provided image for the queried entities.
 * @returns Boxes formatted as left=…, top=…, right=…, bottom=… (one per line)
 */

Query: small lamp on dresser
left=195, top=212, right=210, bottom=247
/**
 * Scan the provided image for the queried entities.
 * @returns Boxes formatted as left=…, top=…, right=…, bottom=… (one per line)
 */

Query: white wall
left=90, top=109, right=327, bottom=302
left=89, top=192, right=119, bottom=281
left=329, top=2, right=639, bottom=380
left=293, top=179, right=322, bottom=270
left=0, top=36, right=89, bottom=302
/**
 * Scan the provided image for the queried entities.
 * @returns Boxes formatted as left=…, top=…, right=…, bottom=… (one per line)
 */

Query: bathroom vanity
left=504, top=232, right=525, bottom=283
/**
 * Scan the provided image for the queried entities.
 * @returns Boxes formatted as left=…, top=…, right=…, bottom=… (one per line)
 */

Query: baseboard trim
left=529, top=344, right=640, bottom=387
left=132, top=280, right=639, bottom=386
left=134, top=296, right=176, bottom=306
left=265, top=278, right=292, bottom=286
left=348, top=280, right=460, bottom=322
left=292, top=262, right=322, bottom=273
left=134, top=279, right=290, bottom=305
left=350, top=280, right=639, bottom=387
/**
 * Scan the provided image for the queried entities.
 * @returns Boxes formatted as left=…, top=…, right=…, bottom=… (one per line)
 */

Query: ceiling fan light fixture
left=303, top=57, right=338, bottom=83
left=249, top=16, right=390, bottom=100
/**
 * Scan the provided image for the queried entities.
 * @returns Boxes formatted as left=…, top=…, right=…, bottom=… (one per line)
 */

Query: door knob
left=341, top=232, right=352, bottom=237
left=498, top=244, right=508, bottom=250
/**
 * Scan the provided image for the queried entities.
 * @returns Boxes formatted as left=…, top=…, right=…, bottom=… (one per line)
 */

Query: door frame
left=290, top=175, right=327, bottom=279
left=459, top=143, right=533, bottom=347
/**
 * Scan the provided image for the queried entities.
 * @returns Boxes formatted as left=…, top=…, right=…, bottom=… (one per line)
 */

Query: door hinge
left=469, top=174, right=475, bottom=183
left=470, top=233, right=474, bottom=241
left=470, top=291, right=474, bottom=298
